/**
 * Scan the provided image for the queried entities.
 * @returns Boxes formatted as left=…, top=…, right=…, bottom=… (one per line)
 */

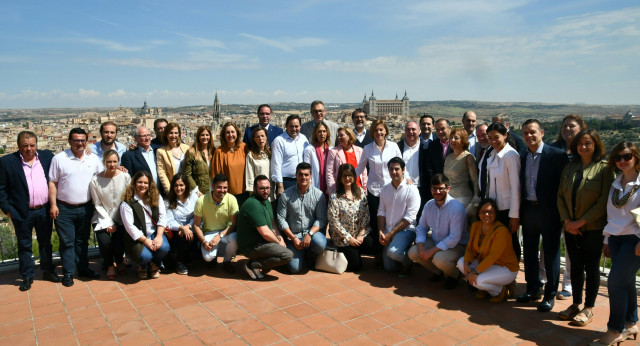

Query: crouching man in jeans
left=237, top=175, right=293, bottom=279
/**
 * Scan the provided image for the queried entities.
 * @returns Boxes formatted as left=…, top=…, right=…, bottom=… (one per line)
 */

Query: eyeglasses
left=256, top=186, right=270, bottom=191
left=70, top=139, right=86, bottom=143
left=430, top=186, right=448, bottom=192
left=136, top=134, right=151, bottom=138
left=479, top=210, right=495, bottom=215
left=614, top=153, right=633, bottom=162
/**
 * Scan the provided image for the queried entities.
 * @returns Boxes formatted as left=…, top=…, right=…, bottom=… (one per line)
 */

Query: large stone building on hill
left=363, top=91, right=410, bottom=118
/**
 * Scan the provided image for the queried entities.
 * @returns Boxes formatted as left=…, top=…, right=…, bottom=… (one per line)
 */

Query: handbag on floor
left=315, top=247, right=348, bottom=274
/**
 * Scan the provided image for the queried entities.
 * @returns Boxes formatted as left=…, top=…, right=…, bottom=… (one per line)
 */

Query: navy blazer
left=423, top=139, right=453, bottom=200
left=121, top=148, right=164, bottom=195
left=0, top=150, right=54, bottom=221
left=242, top=124, right=284, bottom=146
left=355, top=129, right=373, bottom=148
left=519, top=143, right=568, bottom=218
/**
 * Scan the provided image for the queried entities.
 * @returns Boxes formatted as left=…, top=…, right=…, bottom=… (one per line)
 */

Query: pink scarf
left=315, top=143, right=329, bottom=192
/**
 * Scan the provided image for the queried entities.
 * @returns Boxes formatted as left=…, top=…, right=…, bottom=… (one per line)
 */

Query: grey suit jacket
left=301, top=119, right=340, bottom=145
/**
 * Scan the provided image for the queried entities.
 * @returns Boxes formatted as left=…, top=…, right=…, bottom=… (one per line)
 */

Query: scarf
left=315, top=143, right=329, bottom=192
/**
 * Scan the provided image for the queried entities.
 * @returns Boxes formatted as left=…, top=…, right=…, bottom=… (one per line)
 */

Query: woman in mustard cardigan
left=457, top=198, right=519, bottom=303
left=157, top=122, right=190, bottom=195
left=556, top=129, right=614, bottom=327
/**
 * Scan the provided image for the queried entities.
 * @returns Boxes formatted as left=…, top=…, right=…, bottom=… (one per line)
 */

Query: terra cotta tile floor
left=0, top=257, right=635, bottom=345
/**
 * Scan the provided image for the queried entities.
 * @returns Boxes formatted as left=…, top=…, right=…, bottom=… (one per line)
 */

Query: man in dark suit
left=242, top=104, right=284, bottom=146
left=121, top=126, right=164, bottom=195
left=423, top=119, right=453, bottom=202
left=516, top=119, right=568, bottom=312
left=0, top=131, right=60, bottom=291
left=351, top=108, right=373, bottom=148
left=419, top=114, right=436, bottom=150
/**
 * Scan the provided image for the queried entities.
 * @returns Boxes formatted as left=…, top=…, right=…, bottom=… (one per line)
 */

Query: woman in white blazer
left=486, top=122, right=521, bottom=260
left=326, top=127, right=368, bottom=194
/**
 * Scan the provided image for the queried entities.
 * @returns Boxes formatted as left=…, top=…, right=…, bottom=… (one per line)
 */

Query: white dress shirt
left=402, top=140, right=420, bottom=185
left=49, top=149, right=102, bottom=204
left=271, top=132, right=309, bottom=183
left=416, top=194, right=468, bottom=249
left=378, top=180, right=420, bottom=234
left=356, top=140, right=402, bottom=197
left=120, top=194, right=168, bottom=241
left=603, top=174, right=640, bottom=243
left=139, top=146, right=159, bottom=186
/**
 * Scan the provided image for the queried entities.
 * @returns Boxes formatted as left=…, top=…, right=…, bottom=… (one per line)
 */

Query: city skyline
left=1, top=1, right=638, bottom=108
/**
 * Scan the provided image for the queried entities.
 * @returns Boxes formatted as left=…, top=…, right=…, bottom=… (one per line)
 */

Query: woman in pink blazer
left=327, top=127, right=368, bottom=194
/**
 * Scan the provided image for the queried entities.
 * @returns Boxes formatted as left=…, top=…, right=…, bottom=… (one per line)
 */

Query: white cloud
left=73, top=38, right=167, bottom=52
left=239, top=33, right=327, bottom=52
left=87, top=15, right=127, bottom=30
left=175, top=33, right=226, bottom=48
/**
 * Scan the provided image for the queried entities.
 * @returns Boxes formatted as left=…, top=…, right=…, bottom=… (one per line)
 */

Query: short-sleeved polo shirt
left=194, top=192, right=238, bottom=233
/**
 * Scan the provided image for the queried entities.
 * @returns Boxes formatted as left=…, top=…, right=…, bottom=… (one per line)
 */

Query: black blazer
left=242, top=124, right=284, bottom=146
left=423, top=139, right=453, bottom=200
left=508, top=131, right=527, bottom=154
left=0, top=150, right=54, bottom=221
left=121, top=148, right=164, bottom=195
left=519, top=144, right=568, bottom=219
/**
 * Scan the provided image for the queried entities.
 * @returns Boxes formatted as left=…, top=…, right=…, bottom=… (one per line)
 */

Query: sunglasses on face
left=614, top=153, right=633, bottom=162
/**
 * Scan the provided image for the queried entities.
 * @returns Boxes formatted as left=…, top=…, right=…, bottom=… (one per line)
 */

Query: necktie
left=480, top=147, right=494, bottom=198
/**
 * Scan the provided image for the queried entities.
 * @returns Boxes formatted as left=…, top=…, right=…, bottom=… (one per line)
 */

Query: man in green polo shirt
left=193, top=174, right=238, bottom=273
left=237, top=175, right=293, bottom=280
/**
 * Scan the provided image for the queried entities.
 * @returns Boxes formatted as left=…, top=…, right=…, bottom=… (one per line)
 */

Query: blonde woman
left=185, top=125, right=215, bottom=194
left=157, top=122, right=190, bottom=194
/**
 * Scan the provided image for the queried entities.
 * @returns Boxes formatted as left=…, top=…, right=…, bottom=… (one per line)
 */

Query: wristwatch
left=307, top=231, right=315, bottom=237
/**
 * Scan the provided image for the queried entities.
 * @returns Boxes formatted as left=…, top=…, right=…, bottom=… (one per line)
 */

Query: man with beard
left=237, top=175, right=293, bottom=280
left=351, top=108, right=372, bottom=148
left=408, top=174, right=468, bottom=289
left=89, top=121, right=127, bottom=166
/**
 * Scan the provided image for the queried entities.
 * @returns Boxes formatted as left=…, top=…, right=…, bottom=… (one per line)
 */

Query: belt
left=282, top=177, right=296, bottom=181
left=29, top=204, right=46, bottom=210
left=57, top=200, right=90, bottom=208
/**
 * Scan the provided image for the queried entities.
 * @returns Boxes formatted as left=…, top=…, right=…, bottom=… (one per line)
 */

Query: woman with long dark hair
left=120, top=171, right=169, bottom=279
left=165, top=173, right=199, bottom=275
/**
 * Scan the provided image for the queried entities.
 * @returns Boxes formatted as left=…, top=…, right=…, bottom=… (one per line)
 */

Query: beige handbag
left=315, top=248, right=348, bottom=274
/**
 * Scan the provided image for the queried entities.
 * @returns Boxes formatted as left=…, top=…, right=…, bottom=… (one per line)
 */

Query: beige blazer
left=156, top=143, right=190, bottom=193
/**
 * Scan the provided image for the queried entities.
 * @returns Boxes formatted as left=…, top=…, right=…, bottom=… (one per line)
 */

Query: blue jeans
left=14, top=207, right=54, bottom=279
left=383, top=229, right=416, bottom=272
left=139, top=233, right=170, bottom=268
left=55, top=202, right=93, bottom=276
left=607, top=234, right=640, bottom=332
left=284, top=231, right=326, bottom=273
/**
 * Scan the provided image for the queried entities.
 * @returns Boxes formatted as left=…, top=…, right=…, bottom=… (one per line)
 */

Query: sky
left=0, top=0, right=638, bottom=108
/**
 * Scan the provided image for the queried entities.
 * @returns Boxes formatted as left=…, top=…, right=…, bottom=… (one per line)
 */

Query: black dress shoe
left=62, top=275, right=74, bottom=287
left=43, top=271, right=61, bottom=283
left=77, top=269, right=100, bottom=279
left=516, top=290, right=542, bottom=303
left=444, top=275, right=460, bottom=290
left=19, top=278, right=33, bottom=291
left=429, top=272, right=444, bottom=282
left=223, top=261, right=236, bottom=274
left=537, top=298, right=555, bottom=312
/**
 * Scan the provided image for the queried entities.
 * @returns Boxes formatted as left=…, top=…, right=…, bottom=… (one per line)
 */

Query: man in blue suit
left=516, top=119, right=569, bottom=312
left=121, top=126, right=164, bottom=196
left=242, top=104, right=284, bottom=146
left=0, top=131, right=60, bottom=291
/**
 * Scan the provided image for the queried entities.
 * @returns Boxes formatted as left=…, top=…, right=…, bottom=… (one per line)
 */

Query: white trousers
left=201, top=232, right=237, bottom=262
left=457, top=257, right=517, bottom=296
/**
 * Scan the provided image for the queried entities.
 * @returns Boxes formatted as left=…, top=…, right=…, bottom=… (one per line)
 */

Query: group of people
left=0, top=103, right=638, bottom=346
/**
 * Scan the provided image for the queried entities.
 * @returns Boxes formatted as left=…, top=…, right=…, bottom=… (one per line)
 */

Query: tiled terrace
left=0, top=257, right=630, bottom=345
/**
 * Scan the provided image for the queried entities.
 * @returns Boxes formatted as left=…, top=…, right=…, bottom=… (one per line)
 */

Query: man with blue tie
left=0, top=131, right=60, bottom=291
left=242, top=104, right=284, bottom=146
left=516, top=119, right=568, bottom=312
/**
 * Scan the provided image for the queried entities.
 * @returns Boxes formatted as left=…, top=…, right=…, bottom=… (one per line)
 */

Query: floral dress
left=328, top=187, right=370, bottom=247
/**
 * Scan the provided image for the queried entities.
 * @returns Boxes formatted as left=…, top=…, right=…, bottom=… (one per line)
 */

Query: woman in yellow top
left=157, top=122, right=190, bottom=195
left=184, top=125, right=215, bottom=194
left=457, top=198, right=519, bottom=303
left=211, top=122, right=248, bottom=205
left=556, top=129, right=614, bottom=327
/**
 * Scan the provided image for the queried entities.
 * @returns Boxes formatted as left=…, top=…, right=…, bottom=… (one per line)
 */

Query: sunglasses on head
left=614, top=153, right=633, bottom=162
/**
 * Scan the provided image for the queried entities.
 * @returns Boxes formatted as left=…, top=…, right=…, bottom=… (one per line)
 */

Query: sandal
left=571, top=308, right=593, bottom=326
left=150, top=264, right=160, bottom=279
left=558, top=304, right=581, bottom=320
left=106, top=266, right=117, bottom=280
